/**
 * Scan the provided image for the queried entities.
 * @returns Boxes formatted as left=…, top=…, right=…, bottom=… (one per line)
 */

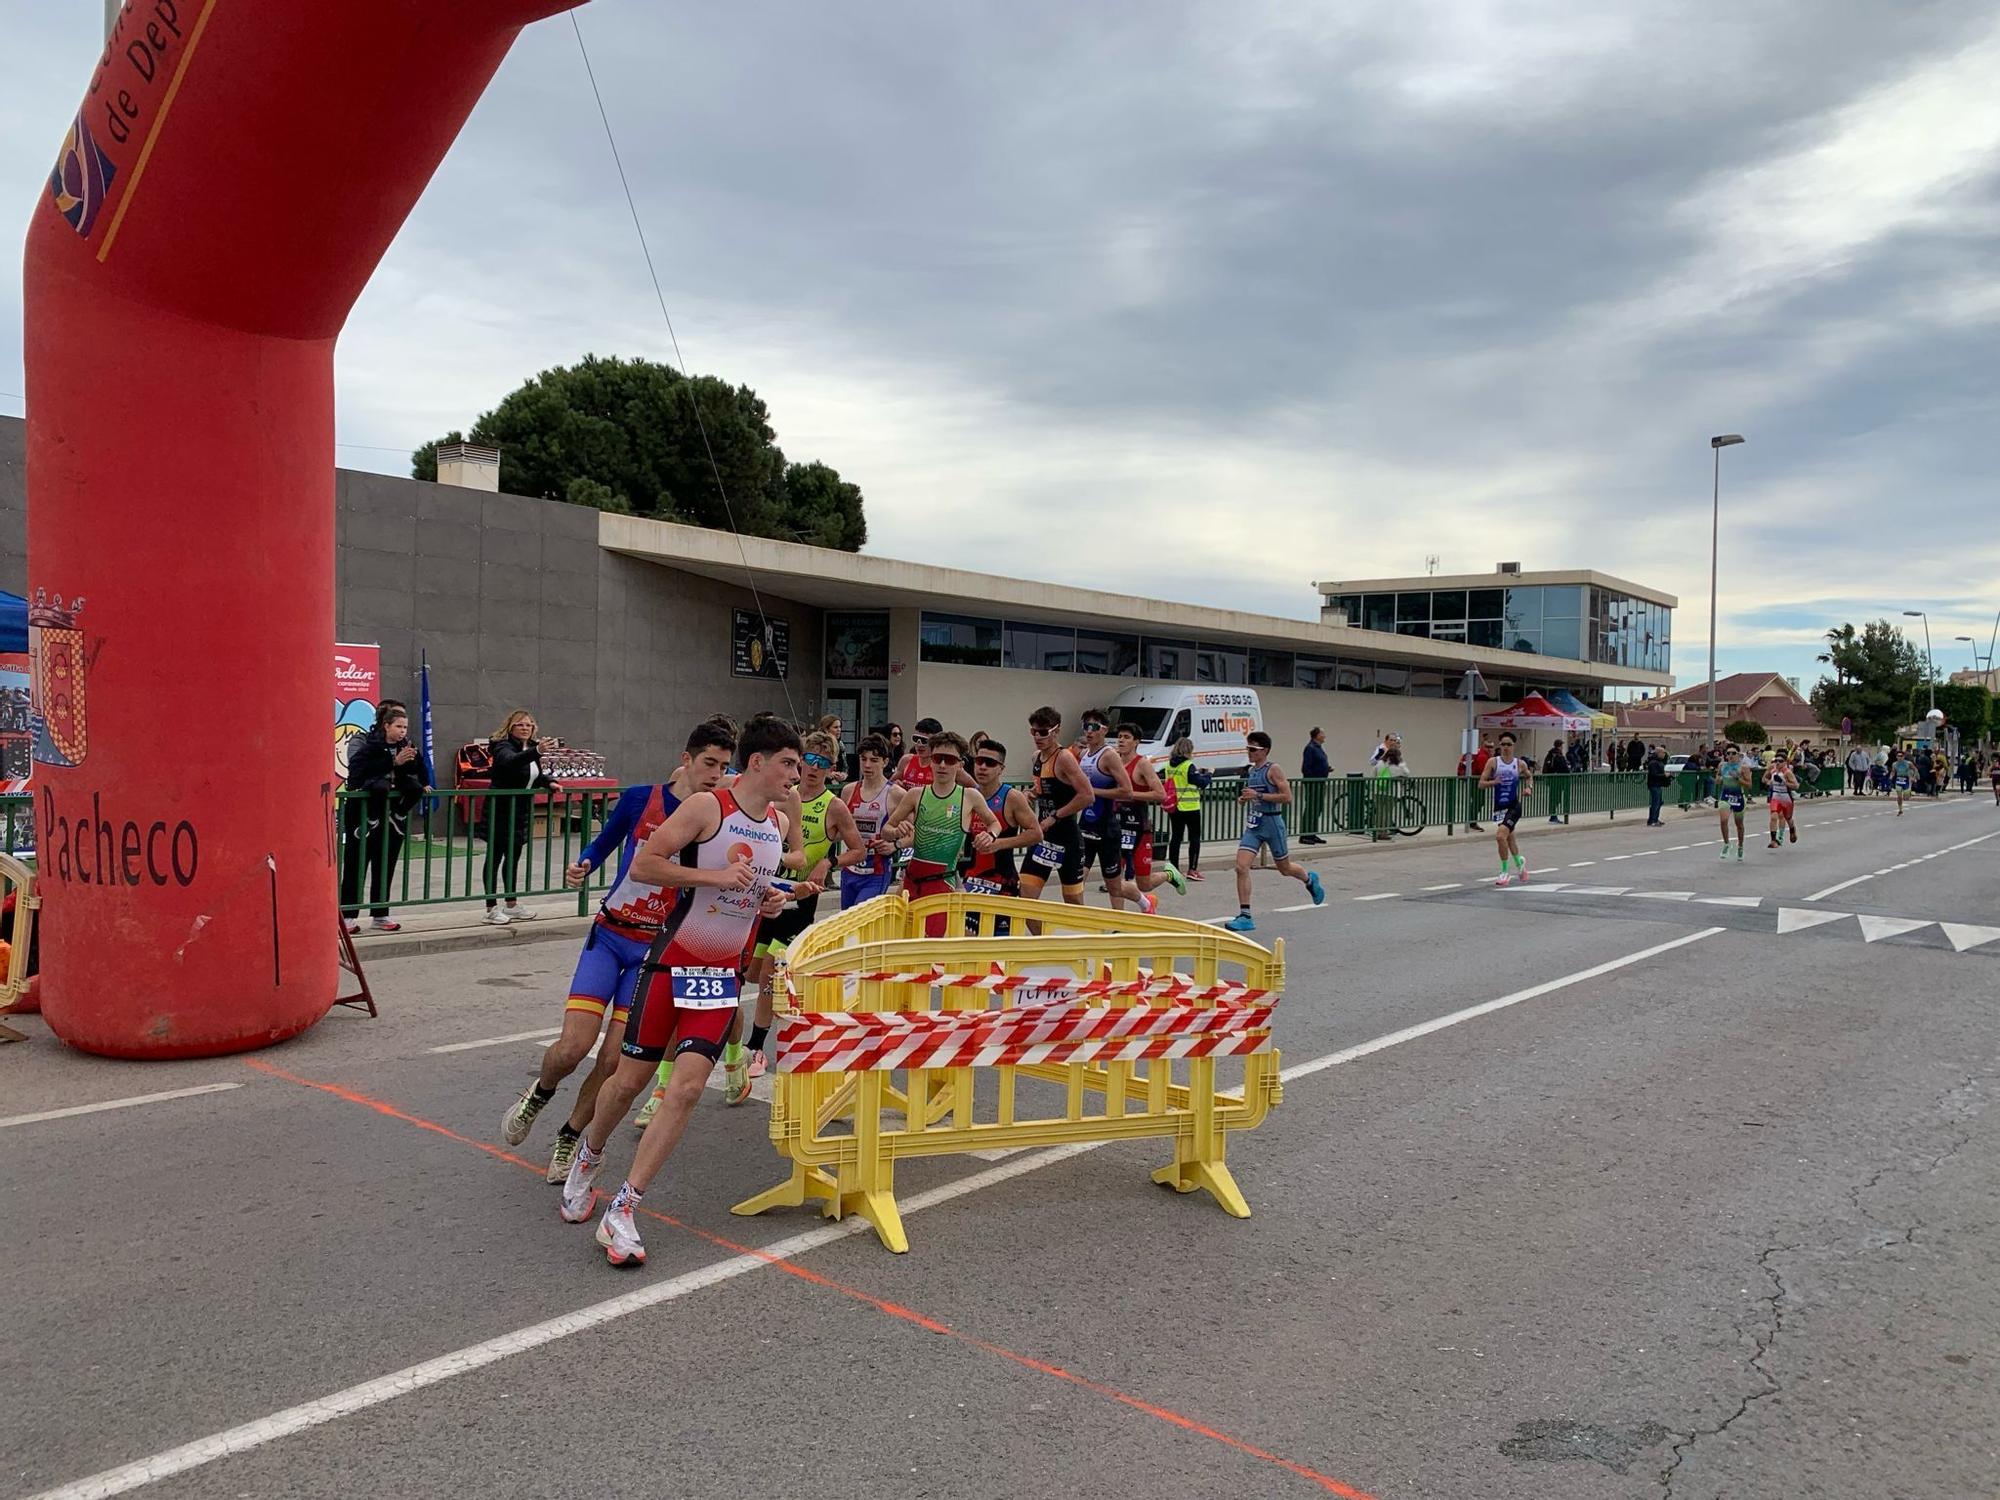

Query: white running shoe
left=559, top=1146, right=606, bottom=1223
left=484, top=908, right=511, bottom=926
left=506, top=905, right=536, bottom=922
left=501, top=1085, right=548, bottom=1145
left=1493, top=873, right=1513, bottom=887
left=596, top=1204, right=646, bottom=1267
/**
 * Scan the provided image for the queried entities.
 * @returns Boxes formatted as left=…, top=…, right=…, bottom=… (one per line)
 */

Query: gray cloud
left=4, top=1, right=1998, bottom=687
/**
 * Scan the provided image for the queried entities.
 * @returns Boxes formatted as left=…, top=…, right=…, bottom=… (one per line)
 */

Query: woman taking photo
left=340, top=707, right=428, bottom=933
left=483, top=708, right=557, bottom=925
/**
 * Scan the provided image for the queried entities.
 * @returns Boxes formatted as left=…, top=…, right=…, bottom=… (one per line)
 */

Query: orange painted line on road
left=243, top=1056, right=1379, bottom=1500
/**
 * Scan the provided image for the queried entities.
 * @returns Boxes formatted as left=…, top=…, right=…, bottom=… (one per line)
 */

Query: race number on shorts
left=669, top=966, right=739, bottom=1009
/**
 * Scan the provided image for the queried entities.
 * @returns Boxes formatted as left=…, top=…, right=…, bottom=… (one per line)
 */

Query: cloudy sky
left=6, top=2, right=1998, bottom=694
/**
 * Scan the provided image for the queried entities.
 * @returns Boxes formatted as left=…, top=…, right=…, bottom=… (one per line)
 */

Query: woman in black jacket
left=341, top=707, right=429, bottom=933
left=483, top=708, right=557, bottom=924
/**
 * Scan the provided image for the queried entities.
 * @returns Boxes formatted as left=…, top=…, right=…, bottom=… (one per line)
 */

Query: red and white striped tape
left=799, top=960, right=1270, bottom=1007
left=776, top=1000, right=1274, bottom=1074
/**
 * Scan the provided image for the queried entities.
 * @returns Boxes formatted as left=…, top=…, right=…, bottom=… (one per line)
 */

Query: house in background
left=1614, top=672, right=1829, bottom=748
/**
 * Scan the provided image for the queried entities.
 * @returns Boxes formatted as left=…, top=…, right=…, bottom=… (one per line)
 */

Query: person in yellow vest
left=1161, top=736, right=1211, bottom=881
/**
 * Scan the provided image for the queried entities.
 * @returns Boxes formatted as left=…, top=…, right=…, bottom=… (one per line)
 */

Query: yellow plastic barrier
left=0, top=854, right=39, bottom=1043
left=731, top=890, right=1284, bottom=1252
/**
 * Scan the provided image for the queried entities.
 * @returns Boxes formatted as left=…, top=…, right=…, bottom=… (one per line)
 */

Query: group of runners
left=496, top=704, right=1324, bottom=1269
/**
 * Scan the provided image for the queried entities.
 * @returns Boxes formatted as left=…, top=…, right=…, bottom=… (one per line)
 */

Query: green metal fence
left=335, top=787, right=621, bottom=917
left=0, top=764, right=1865, bottom=916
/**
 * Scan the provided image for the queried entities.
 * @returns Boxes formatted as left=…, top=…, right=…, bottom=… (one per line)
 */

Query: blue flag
left=419, top=651, right=438, bottom=805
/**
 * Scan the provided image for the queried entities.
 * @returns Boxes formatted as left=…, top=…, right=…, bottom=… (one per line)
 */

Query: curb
left=355, top=914, right=592, bottom=962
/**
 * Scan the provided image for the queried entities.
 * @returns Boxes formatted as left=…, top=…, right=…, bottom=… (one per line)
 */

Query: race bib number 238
left=670, top=966, right=739, bottom=1009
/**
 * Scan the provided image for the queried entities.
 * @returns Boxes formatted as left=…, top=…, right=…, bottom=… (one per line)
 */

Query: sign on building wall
left=825, top=611, right=889, bottom=681
left=334, top=642, right=382, bottom=779
left=732, top=609, right=790, bottom=679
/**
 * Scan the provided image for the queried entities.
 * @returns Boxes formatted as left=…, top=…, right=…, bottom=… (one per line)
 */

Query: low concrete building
left=0, top=414, right=1680, bottom=779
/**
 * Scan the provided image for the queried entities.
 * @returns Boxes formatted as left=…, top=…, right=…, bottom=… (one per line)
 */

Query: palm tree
left=1818, top=623, right=1859, bottom=684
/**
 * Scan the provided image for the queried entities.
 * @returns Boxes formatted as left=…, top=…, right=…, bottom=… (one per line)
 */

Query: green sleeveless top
left=911, top=783, right=968, bottom=869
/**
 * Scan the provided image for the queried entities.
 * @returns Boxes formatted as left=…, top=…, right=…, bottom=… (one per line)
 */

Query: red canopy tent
left=1477, top=692, right=1594, bottom=734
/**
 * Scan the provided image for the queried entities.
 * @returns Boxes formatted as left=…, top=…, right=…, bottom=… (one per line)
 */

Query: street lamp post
left=1706, top=435, right=1745, bottom=744
left=1903, top=610, right=1934, bottom=713
left=1956, top=635, right=1977, bottom=672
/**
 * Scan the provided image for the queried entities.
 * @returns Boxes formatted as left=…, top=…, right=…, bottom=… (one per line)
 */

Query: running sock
left=1239, top=905, right=1251, bottom=917
left=530, top=1082, right=557, bottom=1103
left=556, top=1122, right=579, bottom=1144
left=723, top=1040, right=745, bottom=1066
left=1499, top=858, right=1510, bottom=875
left=609, top=1180, right=643, bottom=1215
left=748, top=1024, right=770, bottom=1051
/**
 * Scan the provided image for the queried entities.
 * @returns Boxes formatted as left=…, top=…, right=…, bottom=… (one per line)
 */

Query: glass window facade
left=919, top=612, right=1001, bottom=667
left=1004, top=622, right=1076, bottom=672
left=1329, top=583, right=1669, bottom=671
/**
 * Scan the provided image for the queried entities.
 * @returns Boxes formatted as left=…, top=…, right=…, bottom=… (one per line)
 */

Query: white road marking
left=1667, top=845, right=1691, bottom=851
left=1568, top=860, right=1596, bottom=867
left=1273, top=900, right=1331, bottom=913
left=1697, top=896, right=1763, bottom=908
left=427, top=1028, right=565, bottom=1055
left=1604, top=854, right=1633, bottom=861
left=1805, top=827, right=2000, bottom=902
left=0, top=1083, right=243, bottom=1132
left=1776, top=908, right=1848, bottom=935
left=1631, top=850, right=1660, bottom=857
left=1858, top=915, right=1931, bottom=943
left=1561, top=886, right=1628, bottom=897
left=1629, top=891, right=1694, bottom=902
left=1421, top=882, right=1463, bottom=891
left=1353, top=892, right=1399, bottom=902
left=25, top=929, right=1727, bottom=1500
left=1940, top=922, right=2000, bottom=953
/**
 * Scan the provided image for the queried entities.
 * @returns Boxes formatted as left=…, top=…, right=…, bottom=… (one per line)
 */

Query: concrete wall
left=0, top=418, right=819, bottom=781
left=0, top=419, right=24, bottom=597
left=335, top=471, right=820, bottom=777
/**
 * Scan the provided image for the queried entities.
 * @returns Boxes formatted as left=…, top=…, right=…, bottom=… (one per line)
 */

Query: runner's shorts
left=905, top=860, right=959, bottom=938
left=757, top=892, right=821, bottom=956
left=1083, top=817, right=1124, bottom=880
left=1021, top=819, right=1086, bottom=887
left=840, top=867, right=894, bottom=910
left=1121, top=827, right=1154, bottom=880
left=564, top=923, right=651, bottom=1025
left=1240, top=815, right=1289, bottom=860
left=1494, top=800, right=1522, bottom=831
left=621, top=936, right=743, bottom=1064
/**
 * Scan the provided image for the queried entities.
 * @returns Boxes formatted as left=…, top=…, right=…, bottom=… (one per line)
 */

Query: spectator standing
left=1162, top=736, right=1211, bottom=880
left=483, top=708, right=556, bottom=925
left=1462, top=735, right=1494, bottom=832
left=1643, top=743, right=1670, bottom=826
left=341, top=706, right=428, bottom=933
left=1298, top=727, right=1330, bottom=844
left=1542, top=738, right=1569, bottom=823
left=1845, top=743, right=1870, bottom=796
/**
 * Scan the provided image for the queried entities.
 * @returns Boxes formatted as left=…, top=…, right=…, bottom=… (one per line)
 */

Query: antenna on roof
left=1425, top=555, right=1440, bottom=576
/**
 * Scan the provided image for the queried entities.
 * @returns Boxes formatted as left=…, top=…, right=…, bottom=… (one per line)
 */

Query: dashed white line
left=1667, top=845, right=1690, bottom=852
left=1422, top=882, right=1463, bottom=891
left=0, top=1083, right=244, bottom=1131
left=1568, top=860, right=1596, bottom=867
left=1353, top=892, right=1399, bottom=902
left=427, top=1028, right=565, bottom=1055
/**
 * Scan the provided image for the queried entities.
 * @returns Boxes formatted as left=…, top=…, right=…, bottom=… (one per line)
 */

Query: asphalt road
left=4, top=791, right=1997, bottom=1500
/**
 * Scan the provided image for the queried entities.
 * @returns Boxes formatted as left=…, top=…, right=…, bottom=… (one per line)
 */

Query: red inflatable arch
left=25, top=0, right=582, bottom=1057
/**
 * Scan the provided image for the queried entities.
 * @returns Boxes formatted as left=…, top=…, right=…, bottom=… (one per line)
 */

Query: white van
left=1106, top=686, right=1263, bottom=776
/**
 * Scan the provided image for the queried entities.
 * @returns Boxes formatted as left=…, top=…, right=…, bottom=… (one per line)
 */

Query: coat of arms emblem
left=30, top=591, right=87, bottom=767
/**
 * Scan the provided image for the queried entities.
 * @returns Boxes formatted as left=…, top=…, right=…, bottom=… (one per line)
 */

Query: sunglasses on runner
left=974, top=755, right=1003, bottom=769
left=1083, top=721, right=1107, bottom=733
left=931, top=752, right=962, bottom=766
left=912, top=735, right=931, bottom=748
left=803, top=752, right=833, bottom=769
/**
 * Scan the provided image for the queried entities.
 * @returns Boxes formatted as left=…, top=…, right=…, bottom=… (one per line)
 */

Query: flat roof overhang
left=603, top=514, right=1675, bottom=692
